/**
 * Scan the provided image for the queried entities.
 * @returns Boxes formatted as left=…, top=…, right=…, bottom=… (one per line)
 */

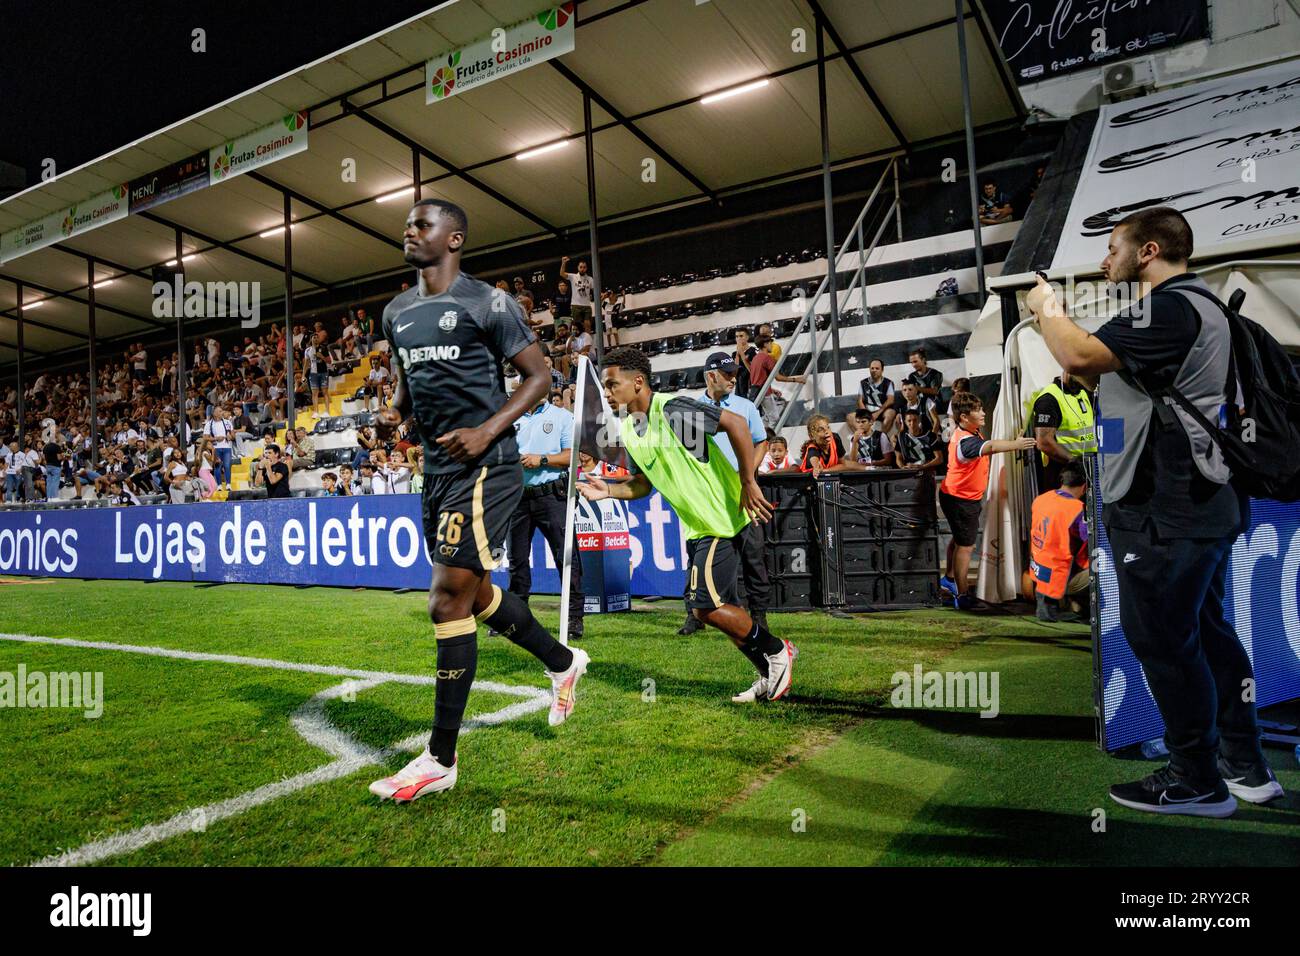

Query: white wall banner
left=209, top=112, right=309, bottom=184
left=425, top=3, right=574, bottom=104
left=1053, top=59, right=1300, bottom=269
left=0, top=184, right=128, bottom=264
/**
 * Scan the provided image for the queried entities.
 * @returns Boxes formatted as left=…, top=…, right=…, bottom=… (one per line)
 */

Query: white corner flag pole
left=556, top=355, right=590, bottom=647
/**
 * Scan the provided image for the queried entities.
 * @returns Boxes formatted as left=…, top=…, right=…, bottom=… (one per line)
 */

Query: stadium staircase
left=219, top=352, right=378, bottom=499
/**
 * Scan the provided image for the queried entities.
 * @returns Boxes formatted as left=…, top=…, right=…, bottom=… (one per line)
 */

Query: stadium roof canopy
left=0, top=0, right=1022, bottom=366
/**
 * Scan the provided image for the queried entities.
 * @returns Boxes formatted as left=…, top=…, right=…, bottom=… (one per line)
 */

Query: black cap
left=704, top=351, right=738, bottom=374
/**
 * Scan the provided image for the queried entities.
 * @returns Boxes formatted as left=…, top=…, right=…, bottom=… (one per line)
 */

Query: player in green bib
left=578, top=346, right=797, bottom=703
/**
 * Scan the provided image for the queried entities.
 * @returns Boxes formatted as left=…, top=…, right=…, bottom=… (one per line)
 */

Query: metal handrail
left=752, top=156, right=898, bottom=412
left=761, top=192, right=901, bottom=433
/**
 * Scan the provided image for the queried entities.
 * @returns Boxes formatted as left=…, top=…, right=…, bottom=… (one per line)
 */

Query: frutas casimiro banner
left=0, top=184, right=128, bottom=264
left=426, top=3, right=574, bottom=104
left=1053, top=58, right=1300, bottom=269
left=209, top=112, right=309, bottom=184
left=1, top=112, right=309, bottom=265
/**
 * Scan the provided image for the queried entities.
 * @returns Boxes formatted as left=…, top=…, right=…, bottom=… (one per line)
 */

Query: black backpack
left=1160, top=287, right=1300, bottom=502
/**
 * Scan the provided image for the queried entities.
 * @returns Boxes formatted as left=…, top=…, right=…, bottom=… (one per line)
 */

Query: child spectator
left=758, top=435, right=792, bottom=474
left=938, top=392, right=1037, bottom=609
left=799, top=414, right=845, bottom=475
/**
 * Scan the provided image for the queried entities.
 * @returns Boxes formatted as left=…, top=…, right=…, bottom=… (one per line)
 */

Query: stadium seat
left=678, top=300, right=697, bottom=318
left=705, top=296, right=725, bottom=314
left=642, top=338, right=667, bottom=357
left=731, top=291, right=751, bottom=310
left=329, top=416, right=355, bottom=432
left=818, top=395, right=860, bottom=422
left=684, top=367, right=706, bottom=390
left=679, top=332, right=699, bottom=352
left=666, top=370, right=688, bottom=391
left=650, top=373, right=664, bottom=391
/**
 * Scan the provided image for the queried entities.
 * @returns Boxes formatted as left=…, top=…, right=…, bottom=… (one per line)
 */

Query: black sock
left=479, top=585, right=573, bottom=673
left=428, top=622, right=478, bottom=766
left=738, top=622, right=784, bottom=676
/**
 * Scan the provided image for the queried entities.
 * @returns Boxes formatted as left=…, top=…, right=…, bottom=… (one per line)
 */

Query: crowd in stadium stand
left=0, top=248, right=968, bottom=507
left=0, top=313, right=397, bottom=505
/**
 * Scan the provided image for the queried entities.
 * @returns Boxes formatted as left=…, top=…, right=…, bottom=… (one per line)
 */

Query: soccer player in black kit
left=369, top=199, right=590, bottom=802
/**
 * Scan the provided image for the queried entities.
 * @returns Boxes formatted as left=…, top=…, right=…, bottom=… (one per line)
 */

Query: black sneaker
left=677, top=614, right=703, bottom=636
left=1217, top=755, right=1284, bottom=804
left=1109, top=765, right=1237, bottom=818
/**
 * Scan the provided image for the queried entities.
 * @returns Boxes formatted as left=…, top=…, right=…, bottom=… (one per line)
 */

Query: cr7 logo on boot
left=436, top=668, right=467, bottom=680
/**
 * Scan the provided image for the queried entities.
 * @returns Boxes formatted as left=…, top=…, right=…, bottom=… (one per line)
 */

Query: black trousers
left=682, top=521, right=770, bottom=613
left=508, top=485, right=584, bottom=629
left=1108, top=518, right=1262, bottom=782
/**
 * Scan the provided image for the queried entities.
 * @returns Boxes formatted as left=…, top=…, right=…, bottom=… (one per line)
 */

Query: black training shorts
left=422, top=460, right=523, bottom=570
left=685, top=532, right=744, bottom=610
left=939, top=491, right=982, bottom=548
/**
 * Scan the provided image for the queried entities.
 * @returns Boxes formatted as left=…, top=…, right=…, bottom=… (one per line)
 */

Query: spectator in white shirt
left=567, top=321, right=593, bottom=378
left=364, top=356, right=389, bottom=412
left=166, top=450, right=191, bottom=504
left=360, top=462, right=383, bottom=495
left=304, top=340, right=329, bottom=419
left=204, top=406, right=235, bottom=492
left=560, top=256, right=594, bottom=328
left=758, top=436, right=793, bottom=474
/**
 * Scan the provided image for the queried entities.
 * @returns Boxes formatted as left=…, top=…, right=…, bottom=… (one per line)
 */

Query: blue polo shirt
left=702, top=390, right=766, bottom=470
left=514, top=401, right=573, bottom=486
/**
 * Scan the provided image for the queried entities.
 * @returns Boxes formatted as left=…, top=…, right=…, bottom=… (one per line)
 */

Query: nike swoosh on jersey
left=396, top=322, right=414, bottom=333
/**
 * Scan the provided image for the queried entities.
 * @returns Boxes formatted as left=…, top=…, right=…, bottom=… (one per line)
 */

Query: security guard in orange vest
left=1029, top=462, right=1090, bottom=623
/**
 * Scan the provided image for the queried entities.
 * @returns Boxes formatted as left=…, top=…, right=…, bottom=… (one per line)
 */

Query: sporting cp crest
left=439, top=310, right=458, bottom=331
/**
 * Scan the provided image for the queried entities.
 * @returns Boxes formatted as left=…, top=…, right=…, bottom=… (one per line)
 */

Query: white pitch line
left=0, top=633, right=443, bottom=685
left=5, top=633, right=554, bottom=867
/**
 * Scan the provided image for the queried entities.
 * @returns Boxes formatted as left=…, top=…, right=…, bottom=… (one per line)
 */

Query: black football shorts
left=685, top=532, right=743, bottom=610
left=422, top=460, right=523, bottom=571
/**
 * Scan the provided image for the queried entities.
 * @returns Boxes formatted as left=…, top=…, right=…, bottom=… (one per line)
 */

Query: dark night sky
left=0, top=0, right=445, bottom=187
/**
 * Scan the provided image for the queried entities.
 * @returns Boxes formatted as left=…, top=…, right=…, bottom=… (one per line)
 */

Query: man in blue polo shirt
left=508, top=383, right=584, bottom=640
left=678, top=351, right=772, bottom=636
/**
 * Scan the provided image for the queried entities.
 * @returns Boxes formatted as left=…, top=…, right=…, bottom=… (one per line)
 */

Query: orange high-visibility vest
left=939, top=427, right=989, bottom=501
left=800, top=437, right=840, bottom=472
left=1030, top=489, right=1085, bottom=600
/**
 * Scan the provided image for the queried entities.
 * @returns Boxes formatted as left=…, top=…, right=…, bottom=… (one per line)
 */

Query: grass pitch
left=0, top=578, right=1296, bottom=866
